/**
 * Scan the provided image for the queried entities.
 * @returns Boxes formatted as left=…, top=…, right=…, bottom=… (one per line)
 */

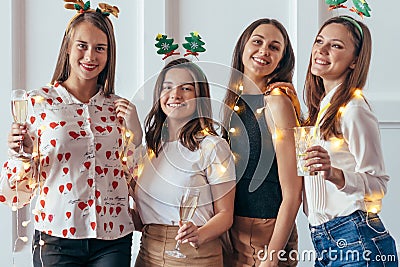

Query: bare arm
left=260, top=94, right=303, bottom=266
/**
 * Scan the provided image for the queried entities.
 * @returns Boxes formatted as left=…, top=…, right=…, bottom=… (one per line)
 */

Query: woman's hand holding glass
left=304, top=146, right=345, bottom=188
left=176, top=220, right=200, bottom=249
left=9, top=89, right=33, bottom=158
left=165, top=187, right=200, bottom=258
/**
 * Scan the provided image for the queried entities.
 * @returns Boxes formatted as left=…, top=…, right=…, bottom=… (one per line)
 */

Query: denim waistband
left=309, top=210, right=378, bottom=233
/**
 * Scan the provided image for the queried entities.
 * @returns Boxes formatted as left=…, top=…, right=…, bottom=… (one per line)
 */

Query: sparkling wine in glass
left=11, top=89, right=29, bottom=158
left=165, top=187, right=200, bottom=258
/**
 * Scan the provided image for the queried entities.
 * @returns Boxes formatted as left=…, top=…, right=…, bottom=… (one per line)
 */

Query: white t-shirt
left=304, top=86, right=389, bottom=226
left=134, top=135, right=236, bottom=226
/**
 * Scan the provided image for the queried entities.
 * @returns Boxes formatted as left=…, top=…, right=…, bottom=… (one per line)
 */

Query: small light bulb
left=370, top=207, right=378, bottom=214
left=19, top=236, right=28, bottom=243
left=12, top=206, right=17, bottom=211
left=338, top=106, right=346, bottom=114
left=229, top=128, right=236, bottom=133
left=233, top=105, right=239, bottom=111
left=256, top=108, right=264, bottom=114
left=22, top=220, right=31, bottom=227
left=122, top=156, right=127, bottom=162
left=354, top=89, right=362, bottom=98
left=238, top=85, right=243, bottom=92
left=125, top=131, right=131, bottom=138
left=39, top=239, right=45, bottom=246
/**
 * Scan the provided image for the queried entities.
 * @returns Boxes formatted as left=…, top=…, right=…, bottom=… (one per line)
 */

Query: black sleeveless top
left=230, top=94, right=282, bottom=218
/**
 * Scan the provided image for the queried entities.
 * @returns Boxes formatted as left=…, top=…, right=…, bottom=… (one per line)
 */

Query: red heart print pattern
left=66, top=212, right=71, bottom=219
left=91, top=222, right=96, bottom=230
left=69, top=131, right=80, bottom=139
left=43, top=187, right=49, bottom=195
left=95, top=143, right=102, bottom=151
left=66, top=183, right=72, bottom=191
left=70, top=227, right=76, bottom=235
left=116, top=206, right=121, bottom=215
left=78, top=202, right=88, bottom=210
left=48, top=214, right=53, bottom=223
left=84, top=162, right=91, bottom=169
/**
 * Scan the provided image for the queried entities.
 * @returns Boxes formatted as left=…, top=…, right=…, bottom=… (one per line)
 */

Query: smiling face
left=242, top=24, right=285, bottom=84
left=311, top=23, right=357, bottom=86
left=67, top=21, right=108, bottom=84
left=160, top=68, right=197, bottom=126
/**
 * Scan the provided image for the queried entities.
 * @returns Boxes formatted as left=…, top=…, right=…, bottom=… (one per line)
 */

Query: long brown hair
left=145, top=58, right=218, bottom=157
left=304, top=16, right=371, bottom=140
left=51, top=11, right=116, bottom=96
left=222, top=18, right=295, bottom=137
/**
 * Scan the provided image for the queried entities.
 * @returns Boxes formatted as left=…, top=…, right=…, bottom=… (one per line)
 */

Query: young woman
left=0, top=5, right=142, bottom=267
left=133, top=58, right=236, bottom=267
left=303, top=16, right=398, bottom=266
left=222, top=18, right=302, bottom=267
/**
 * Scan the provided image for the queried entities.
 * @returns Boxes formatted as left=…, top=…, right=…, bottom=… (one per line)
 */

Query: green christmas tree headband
left=155, top=31, right=206, bottom=60
left=64, top=0, right=120, bottom=18
left=325, top=0, right=371, bottom=18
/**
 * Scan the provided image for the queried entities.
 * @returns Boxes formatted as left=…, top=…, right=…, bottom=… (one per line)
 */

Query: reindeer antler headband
left=64, top=0, right=120, bottom=18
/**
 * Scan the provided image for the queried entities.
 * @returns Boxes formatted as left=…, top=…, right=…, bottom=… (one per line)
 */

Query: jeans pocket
left=370, top=232, right=399, bottom=267
left=328, top=220, right=362, bottom=248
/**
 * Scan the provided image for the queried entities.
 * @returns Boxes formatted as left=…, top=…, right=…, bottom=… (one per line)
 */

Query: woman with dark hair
left=134, top=58, right=236, bottom=267
left=222, top=18, right=302, bottom=267
left=303, top=16, right=398, bottom=266
left=0, top=4, right=142, bottom=266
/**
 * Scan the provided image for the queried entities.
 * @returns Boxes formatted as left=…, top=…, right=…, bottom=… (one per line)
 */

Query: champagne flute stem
left=19, top=138, right=24, bottom=154
left=174, top=240, right=181, bottom=251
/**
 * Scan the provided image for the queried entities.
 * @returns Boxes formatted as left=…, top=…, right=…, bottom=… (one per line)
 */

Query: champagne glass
left=165, top=187, right=200, bottom=258
left=11, top=89, right=29, bottom=158
left=294, top=126, right=320, bottom=176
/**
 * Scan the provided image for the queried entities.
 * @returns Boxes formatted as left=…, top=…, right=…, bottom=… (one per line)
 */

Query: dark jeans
left=310, top=210, right=398, bottom=267
left=32, top=230, right=132, bottom=267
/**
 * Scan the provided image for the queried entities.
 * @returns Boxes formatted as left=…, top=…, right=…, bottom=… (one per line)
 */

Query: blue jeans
left=32, top=230, right=133, bottom=267
left=310, top=210, right=398, bottom=267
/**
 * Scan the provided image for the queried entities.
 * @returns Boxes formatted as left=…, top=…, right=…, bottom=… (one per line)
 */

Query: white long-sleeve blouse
left=0, top=84, right=136, bottom=239
left=304, top=87, right=389, bottom=226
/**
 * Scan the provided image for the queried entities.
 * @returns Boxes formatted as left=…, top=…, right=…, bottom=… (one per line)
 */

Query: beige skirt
left=135, top=224, right=223, bottom=267
left=226, top=216, right=298, bottom=267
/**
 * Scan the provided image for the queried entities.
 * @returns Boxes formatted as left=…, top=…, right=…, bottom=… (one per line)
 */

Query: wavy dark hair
left=222, top=18, right=295, bottom=138
left=304, top=16, right=371, bottom=140
left=145, top=58, right=218, bottom=157
left=51, top=11, right=116, bottom=96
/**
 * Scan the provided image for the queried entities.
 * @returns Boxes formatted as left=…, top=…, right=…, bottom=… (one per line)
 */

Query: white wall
left=1, top=0, right=398, bottom=266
